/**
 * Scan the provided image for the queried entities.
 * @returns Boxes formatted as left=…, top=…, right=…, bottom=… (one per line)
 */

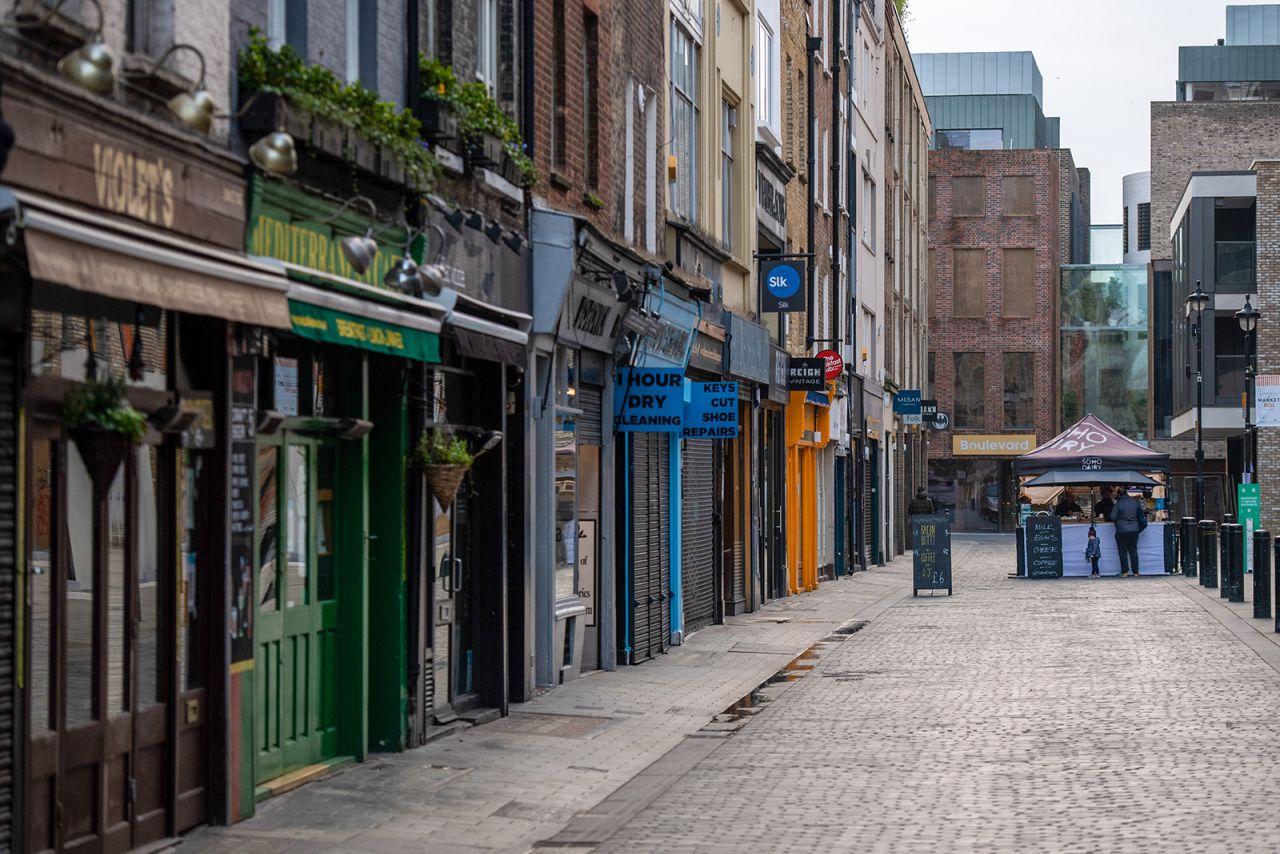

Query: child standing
left=1085, top=526, right=1102, bottom=577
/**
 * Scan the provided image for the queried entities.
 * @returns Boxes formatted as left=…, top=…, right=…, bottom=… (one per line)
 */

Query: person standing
left=1094, top=486, right=1115, bottom=522
left=908, top=487, right=934, bottom=516
left=1112, top=488, right=1145, bottom=576
left=1085, top=526, right=1102, bottom=577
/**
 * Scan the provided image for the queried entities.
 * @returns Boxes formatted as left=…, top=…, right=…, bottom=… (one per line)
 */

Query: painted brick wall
left=927, top=148, right=1071, bottom=462
left=1150, top=101, right=1280, bottom=262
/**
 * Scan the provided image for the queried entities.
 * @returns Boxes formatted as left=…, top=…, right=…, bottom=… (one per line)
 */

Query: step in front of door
left=254, top=755, right=356, bottom=803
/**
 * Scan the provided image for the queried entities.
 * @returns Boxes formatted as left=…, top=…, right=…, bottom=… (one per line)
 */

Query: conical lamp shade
left=249, top=132, right=298, bottom=176
left=339, top=233, right=379, bottom=275
left=57, top=41, right=115, bottom=95
left=383, top=257, right=420, bottom=293
left=168, top=89, right=215, bottom=134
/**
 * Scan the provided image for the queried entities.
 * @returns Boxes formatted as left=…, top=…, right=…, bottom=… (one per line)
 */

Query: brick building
left=927, top=147, right=1087, bottom=531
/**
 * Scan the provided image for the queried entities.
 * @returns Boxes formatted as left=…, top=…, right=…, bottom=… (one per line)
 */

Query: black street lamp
left=1236, top=295, right=1261, bottom=486
left=1186, top=281, right=1212, bottom=521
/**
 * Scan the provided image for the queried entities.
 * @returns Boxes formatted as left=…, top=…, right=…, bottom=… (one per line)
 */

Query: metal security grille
left=862, top=442, right=874, bottom=567
left=631, top=433, right=670, bottom=661
left=0, top=340, right=14, bottom=850
left=895, top=447, right=906, bottom=555
left=578, top=384, right=603, bottom=446
left=681, top=438, right=716, bottom=634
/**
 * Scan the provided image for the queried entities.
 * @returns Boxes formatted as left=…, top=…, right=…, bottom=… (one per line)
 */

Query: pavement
left=178, top=535, right=1280, bottom=853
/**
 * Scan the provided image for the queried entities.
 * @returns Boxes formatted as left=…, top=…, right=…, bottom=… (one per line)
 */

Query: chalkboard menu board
left=912, top=514, right=952, bottom=596
left=229, top=356, right=256, bottom=665
left=1025, top=515, right=1063, bottom=579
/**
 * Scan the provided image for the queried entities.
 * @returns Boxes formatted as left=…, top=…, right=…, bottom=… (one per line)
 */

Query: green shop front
left=229, top=179, right=443, bottom=817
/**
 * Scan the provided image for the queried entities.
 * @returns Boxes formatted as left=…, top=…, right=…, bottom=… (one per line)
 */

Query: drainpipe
left=806, top=34, right=819, bottom=349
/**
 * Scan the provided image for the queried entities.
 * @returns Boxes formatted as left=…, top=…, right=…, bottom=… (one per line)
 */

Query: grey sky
left=905, top=0, right=1230, bottom=224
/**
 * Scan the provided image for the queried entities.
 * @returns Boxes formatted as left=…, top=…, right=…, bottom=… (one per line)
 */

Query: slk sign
left=760, top=257, right=805, bottom=313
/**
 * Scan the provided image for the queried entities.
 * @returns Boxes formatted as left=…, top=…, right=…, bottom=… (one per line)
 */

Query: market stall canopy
left=1013, top=414, right=1169, bottom=475
left=1023, top=469, right=1160, bottom=487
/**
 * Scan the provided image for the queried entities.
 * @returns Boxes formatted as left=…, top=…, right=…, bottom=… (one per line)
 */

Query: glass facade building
left=1060, top=265, right=1150, bottom=440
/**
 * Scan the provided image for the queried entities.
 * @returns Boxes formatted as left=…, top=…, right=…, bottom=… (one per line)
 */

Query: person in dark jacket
left=1093, top=486, right=1115, bottom=522
left=1111, top=489, right=1145, bottom=576
left=908, top=487, right=934, bottom=516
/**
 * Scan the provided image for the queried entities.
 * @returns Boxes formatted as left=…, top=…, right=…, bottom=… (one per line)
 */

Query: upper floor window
left=477, top=0, right=499, bottom=89
left=267, top=0, right=287, bottom=49
left=722, top=100, right=736, bottom=250
left=670, top=20, right=700, bottom=221
left=757, top=18, right=774, bottom=127
left=936, top=129, right=1003, bottom=151
left=1137, top=202, right=1151, bottom=252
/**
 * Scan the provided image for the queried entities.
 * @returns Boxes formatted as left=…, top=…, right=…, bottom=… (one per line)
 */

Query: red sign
left=818, top=349, right=844, bottom=380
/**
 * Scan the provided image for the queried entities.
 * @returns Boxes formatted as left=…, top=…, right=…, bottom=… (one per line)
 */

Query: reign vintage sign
left=1, top=88, right=246, bottom=248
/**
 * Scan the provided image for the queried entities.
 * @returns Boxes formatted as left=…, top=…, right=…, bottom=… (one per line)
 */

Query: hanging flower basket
left=424, top=463, right=469, bottom=509
left=71, top=427, right=132, bottom=500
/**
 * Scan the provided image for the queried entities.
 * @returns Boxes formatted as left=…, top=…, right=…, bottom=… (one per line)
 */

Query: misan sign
left=952, top=434, right=1036, bottom=456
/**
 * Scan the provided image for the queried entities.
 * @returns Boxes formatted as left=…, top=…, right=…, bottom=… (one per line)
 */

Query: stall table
left=1058, top=521, right=1168, bottom=577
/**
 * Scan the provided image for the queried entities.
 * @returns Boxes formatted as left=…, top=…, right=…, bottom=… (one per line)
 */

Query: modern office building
left=924, top=51, right=1089, bottom=532
left=1123, top=171, right=1152, bottom=266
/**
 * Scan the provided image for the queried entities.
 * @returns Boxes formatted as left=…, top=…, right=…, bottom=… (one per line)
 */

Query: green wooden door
left=255, top=435, right=339, bottom=783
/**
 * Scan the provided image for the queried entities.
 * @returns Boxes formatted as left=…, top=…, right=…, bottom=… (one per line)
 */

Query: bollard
left=1200, top=520, right=1219, bottom=588
left=1254, top=530, right=1272, bottom=620
left=1225, top=512, right=1236, bottom=525
left=1220, top=522, right=1233, bottom=598
left=1182, top=517, right=1199, bottom=577
left=1224, top=524, right=1245, bottom=603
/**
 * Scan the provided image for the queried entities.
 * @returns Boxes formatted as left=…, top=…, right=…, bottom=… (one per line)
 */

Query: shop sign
left=683, top=381, right=739, bottom=439
left=760, top=256, right=805, bottom=313
left=757, top=165, right=788, bottom=244
left=769, top=346, right=790, bottom=404
left=894, top=389, right=922, bottom=415
left=577, top=519, right=597, bottom=627
left=613, top=367, right=684, bottom=432
left=1239, top=483, right=1261, bottom=569
left=560, top=280, right=626, bottom=353
left=287, top=299, right=441, bottom=363
left=635, top=288, right=699, bottom=370
left=1256, top=375, right=1280, bottom=426
left=724, top=312, right=772, bottom=383
left=818, top=349, right=844, bottom=380
left=249, top=208, right=411, bottom=291
left=788, top=358, right=826, bottom=391
left=952, top=434, right=1035, bottom=456
left=688, top=330, right=725, bottom=374
left=1, top=91, right=246, bottom=248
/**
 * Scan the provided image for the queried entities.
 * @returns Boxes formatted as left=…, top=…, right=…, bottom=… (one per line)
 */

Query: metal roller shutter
left=630, top=433, right=670, bottom=661
left=0, top=339, right=16, bottom=849
left=681, top=439, right=716, bottom=633
left=578, top=384, right=603, bottom=446
left=894, top=447, right=905, bottom=555
left=862, top=443, right=873, bottom=568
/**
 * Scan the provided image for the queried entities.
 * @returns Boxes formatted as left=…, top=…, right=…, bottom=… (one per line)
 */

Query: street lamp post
left=1236, top=295, right=1261, bottom=485
left=1187, top=281, right=1212, bottom=521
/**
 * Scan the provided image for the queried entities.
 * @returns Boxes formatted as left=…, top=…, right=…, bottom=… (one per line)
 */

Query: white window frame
left=267, top=0, right=286, bottom=49
left=345, top=0, right=360, bottom=84
left=757, top=17, right=773, bottom=127
left=722, top=99, right=736, bottom=250
left=669, top=20, right=700, bottom=221
left=477, top=0, right=499, bottom=89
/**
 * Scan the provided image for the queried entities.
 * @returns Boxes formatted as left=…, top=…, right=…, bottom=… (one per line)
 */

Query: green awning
left=287, top=295, right=440, bottom=363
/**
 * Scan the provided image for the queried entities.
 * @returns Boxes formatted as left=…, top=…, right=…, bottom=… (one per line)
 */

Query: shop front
left=763, top=348, right=791, bottom=599
left=722, top=314, right=772, bottom=614
left=680, top=322, right=726, bottom=636
left=930, top=434, right=1036, bottom=532
left=3, top=63, right=293, bottom=847
left=234, top=177, right=447, bottom=816
left=786, top=387, right=832, bottom=593
left=530, top=211, right=632, bottom=683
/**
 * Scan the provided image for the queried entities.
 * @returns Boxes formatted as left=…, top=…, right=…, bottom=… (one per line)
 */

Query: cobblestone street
left=179, top=536, right=1280, bottom=853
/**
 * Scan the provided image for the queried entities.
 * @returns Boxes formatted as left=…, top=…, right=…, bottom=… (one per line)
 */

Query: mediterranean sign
left=760, top=257, right=805, bottom=313
left=788, top=358, right=827, bottom=392
left=952, top=434, right=1035, bottom=456
left=912, top=514, right=952, bottom=596
left=613, top=368, right=684, bottom=432
left=1025, top=515, right=1064, bottom=578
left=683, top=381, right=739, bottom=439
left=287, top=300, right=441, bottom=363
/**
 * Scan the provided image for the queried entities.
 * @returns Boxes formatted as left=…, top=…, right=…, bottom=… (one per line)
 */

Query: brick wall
left=1255, top=160, right=1280, bottom=534
left=927, top=149, right=1070, bottom=462
left=1150, top=101, right=1280, bottom=262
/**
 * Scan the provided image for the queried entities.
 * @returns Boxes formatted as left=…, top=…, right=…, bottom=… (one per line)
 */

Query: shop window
left=1001, top=176, right=1035, bottom=217
left=106, top=463, right=127, bottom=713
left=1001, top=249, right=1036, bottom=317
left=136, top=446, right=162, bottom=707
left=953, top=249, right=985, bottom=318
left=953, top=352, right=985, bottom=430
left=178, top=451, right=206, bottom=693
left=952, top=176, right=986, bottom=216
left=257, top=446, right=280, bottom=611
left=29, top=437, right=55, bottom=731
left=1003, top=353, right=1034, bottom=429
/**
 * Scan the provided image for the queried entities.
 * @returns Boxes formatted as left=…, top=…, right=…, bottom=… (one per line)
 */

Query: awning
left=1022, top=470, right=1161, bottom=487
left=447, top=291, right=530, bottom=366
left=287, top=283, right=441, bottom=363
left=13, top=190, right=291, bottom=328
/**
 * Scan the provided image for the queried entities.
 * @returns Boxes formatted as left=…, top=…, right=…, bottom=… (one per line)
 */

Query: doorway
left=253, top=434, right=340, bottom=784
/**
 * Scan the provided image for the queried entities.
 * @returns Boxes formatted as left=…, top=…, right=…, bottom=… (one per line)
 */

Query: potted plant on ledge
left=63, top=374, right=148, bottom=497
left=416, top=428, right=474, bottom=509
